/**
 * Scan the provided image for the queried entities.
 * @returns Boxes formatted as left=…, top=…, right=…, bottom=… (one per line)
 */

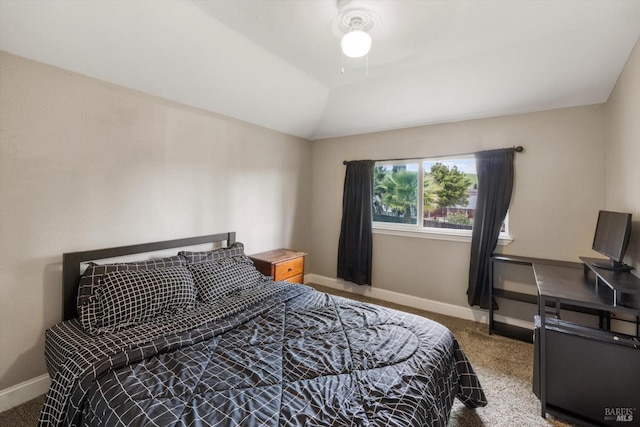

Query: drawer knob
left=288, top=268, right=293, bottom=272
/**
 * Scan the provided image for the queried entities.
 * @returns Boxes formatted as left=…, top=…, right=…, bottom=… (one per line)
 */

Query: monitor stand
left=591, top=259, right=633, bottom=272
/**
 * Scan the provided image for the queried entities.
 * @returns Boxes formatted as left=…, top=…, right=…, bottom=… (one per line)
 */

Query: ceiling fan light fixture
left=334, top=1, right=380, bottom=72
left=341, top=29, right=371, bottom=58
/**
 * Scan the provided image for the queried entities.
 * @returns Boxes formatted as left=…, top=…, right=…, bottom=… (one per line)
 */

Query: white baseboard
left=0, top=374, right=50, bottom=413
left=304, top=273, right=533, bottom=330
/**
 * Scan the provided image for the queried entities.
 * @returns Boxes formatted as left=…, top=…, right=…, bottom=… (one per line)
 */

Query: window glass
left=372, top=156, right=508, bottom=235
left=373, top=163, right=419, bottom=225
left=423, top=158, right=476, bottom=230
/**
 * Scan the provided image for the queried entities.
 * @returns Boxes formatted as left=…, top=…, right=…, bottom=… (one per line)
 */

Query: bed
left=39, top=232, right=486, bottom=426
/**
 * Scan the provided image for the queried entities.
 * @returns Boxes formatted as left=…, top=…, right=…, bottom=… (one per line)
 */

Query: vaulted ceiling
left=1, top=0, right=639, bottom=140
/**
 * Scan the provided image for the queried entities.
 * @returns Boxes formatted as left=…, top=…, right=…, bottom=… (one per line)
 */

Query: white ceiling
left=1, top=0, right=639, bottom=140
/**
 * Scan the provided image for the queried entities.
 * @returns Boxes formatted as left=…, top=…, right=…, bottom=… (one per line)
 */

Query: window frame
left=371, top=156, right=513, bottom=245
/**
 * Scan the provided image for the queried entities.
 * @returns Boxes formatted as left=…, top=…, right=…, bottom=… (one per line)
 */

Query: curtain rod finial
left=514, top=146, right=524, bottom=153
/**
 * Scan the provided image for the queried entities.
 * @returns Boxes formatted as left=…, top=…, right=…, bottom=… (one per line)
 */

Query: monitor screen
left=592, top=210, right=632, bottom=263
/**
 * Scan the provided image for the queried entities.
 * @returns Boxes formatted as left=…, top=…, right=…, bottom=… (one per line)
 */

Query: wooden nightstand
left=249, top=249, right=307, bottom=284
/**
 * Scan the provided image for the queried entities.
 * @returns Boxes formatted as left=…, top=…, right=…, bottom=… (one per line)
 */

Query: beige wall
left=605, top=38, right=640, bottom=274
left=0, top=52, right=311, bottom=390
left=310, top=105, right=606, bottom=307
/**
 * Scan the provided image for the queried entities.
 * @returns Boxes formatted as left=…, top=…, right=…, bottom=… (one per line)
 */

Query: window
left=373, top=162, right=420, bottom=225
left=372, top=156, right=509, bottom=239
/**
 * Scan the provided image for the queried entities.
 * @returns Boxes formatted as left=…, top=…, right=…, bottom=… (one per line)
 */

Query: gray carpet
left=0, top=284, right=573, bottom=426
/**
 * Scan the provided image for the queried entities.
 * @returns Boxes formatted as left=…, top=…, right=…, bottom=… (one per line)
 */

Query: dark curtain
left=467, top=148, right=515, bottom=309
left=337, top=160, right=375, bottom=285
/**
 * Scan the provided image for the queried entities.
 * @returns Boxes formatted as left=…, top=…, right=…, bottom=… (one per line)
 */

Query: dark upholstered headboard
left=62, top=232, right=236, bottom=321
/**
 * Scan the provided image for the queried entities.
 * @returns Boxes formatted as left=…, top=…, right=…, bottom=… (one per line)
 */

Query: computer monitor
left=591, top=210, right=632, bottom=272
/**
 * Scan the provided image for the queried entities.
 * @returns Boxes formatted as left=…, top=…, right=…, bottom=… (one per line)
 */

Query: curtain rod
left=342, top=145, right=524, bottom=165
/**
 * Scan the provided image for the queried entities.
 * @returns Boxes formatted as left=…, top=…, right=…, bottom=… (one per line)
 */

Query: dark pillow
left=92, top=266, right=196, bottom=334
left=179, top=242, right=246, bottom=264
left=77, top=255, right=187, bottom=333
left=187, top=256, right=265, bottom=303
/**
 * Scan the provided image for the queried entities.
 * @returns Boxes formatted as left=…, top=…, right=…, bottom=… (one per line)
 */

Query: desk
left=533, top=262, right=640, bottom=426
left=489, top=255, right=588, bottom=341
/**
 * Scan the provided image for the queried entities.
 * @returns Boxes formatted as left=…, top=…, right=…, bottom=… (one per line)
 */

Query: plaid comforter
left=40, top=283, right=486, bottom=426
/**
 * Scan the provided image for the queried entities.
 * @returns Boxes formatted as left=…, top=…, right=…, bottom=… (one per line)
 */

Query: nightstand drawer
left=274, top=257, right=304, bottom=280
left=283, top=274, right=304, bottom=284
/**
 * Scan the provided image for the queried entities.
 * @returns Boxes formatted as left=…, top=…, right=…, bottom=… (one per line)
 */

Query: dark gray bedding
left=40, top=283, right=486, bottom=426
